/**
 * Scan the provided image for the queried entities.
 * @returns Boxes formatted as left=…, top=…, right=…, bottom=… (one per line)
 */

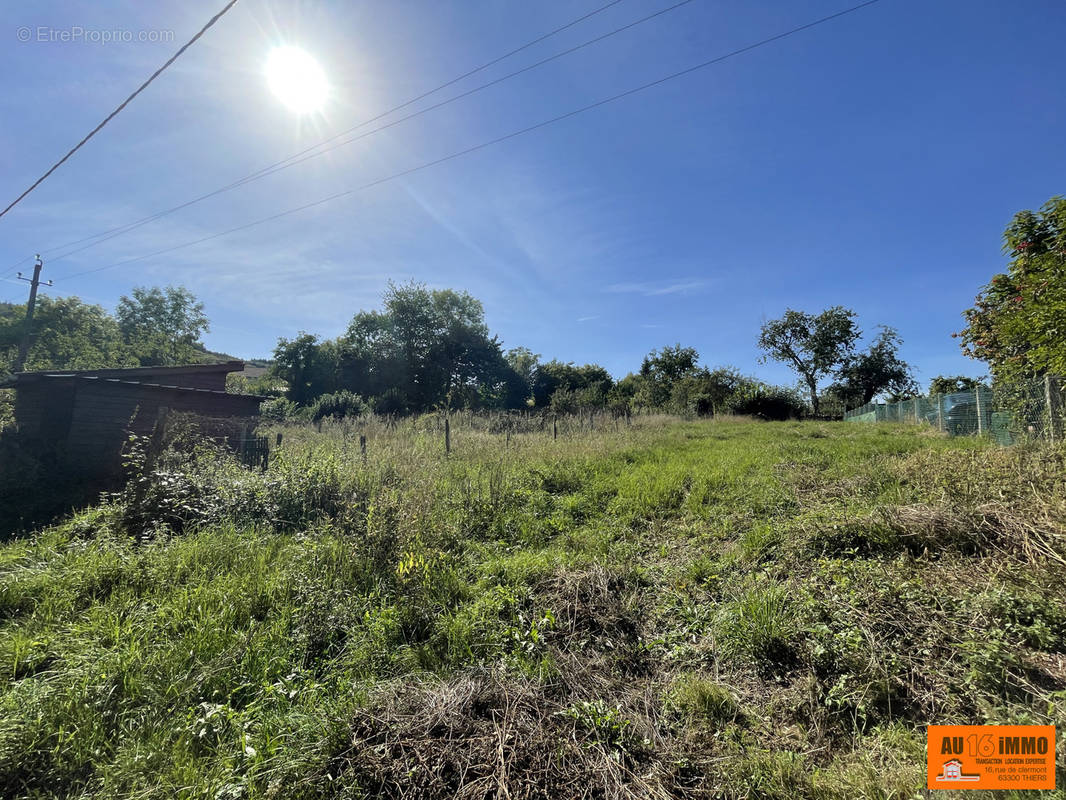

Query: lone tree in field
left=758, top=307, right=859, bottom=415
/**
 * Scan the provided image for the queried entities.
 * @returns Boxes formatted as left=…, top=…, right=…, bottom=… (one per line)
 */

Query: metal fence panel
left=843, top=377, right=1064, bottom=444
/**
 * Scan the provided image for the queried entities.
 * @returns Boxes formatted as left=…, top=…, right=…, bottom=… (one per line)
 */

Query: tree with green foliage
left=116, top=286, right=210, bottom=366
left=272, top=333, right=340, bottom=407
left=685, top=366, right=748, bottom=416
left=638, top=344, right=700, bottom=408
left=829, top=327, right=917, bottom=409
left=959, top=195, right=1066, bottom=382
left=279, top=282, right=515, bottom=413
left=531, top=360, right=612, bottom=408
left=505, top=347, right=540, bottom=405
left=928, top=375, right=981, bottom=396
left=1, top=296, right=135, bottom=374
left=757, top=307, right=859, bottom=415
left=606, top=373, right=642, bottom=415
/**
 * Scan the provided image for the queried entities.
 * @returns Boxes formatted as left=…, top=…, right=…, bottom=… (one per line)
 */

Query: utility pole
left=13, top=255, right=52, bottom=373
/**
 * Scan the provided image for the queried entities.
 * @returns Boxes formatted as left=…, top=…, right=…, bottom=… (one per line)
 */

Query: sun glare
left=265, top=46, right=328, bottom=114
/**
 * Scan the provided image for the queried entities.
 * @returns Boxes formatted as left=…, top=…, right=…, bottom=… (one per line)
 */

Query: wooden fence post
left=1046, top=375, right=1060, bottom=443
left=553, top=416, right=558, bottom=441
left=275, top=432, right=283, bottom=446
left=445, top=417, right=451, bottom=455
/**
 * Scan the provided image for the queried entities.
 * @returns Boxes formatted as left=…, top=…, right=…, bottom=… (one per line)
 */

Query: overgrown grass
left=1, top=416, right=1064, bottom=798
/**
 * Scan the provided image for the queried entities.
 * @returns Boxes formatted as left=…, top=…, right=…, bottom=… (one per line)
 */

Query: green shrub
left=725, top=382, right=807, bottom=420
left=260, top=396, right=298, bottom=421
left=309, top=390, right=369, bottom=422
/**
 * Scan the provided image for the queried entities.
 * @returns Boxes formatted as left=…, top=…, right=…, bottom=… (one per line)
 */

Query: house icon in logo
left=936, top=759, right=979, bottom=782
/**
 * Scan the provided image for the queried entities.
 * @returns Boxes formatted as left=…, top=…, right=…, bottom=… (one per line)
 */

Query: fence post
left=975, top=386, right=985, bottom=436
left=936, top=394, right=944, bottom=432
left=1046, top=375, right=1060, bottom=443
left=360, top=434, right=367, bottom=461
left=445, top=417, right=451, bottom=454
left=553, top=416, right=558, bottom=441
left=275, top=432, right=283, bottom=446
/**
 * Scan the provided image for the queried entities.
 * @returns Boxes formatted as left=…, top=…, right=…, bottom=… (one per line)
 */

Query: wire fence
left=843, top=376, right=1065, bottom=445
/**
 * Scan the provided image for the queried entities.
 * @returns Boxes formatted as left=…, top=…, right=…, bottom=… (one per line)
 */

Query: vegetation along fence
left=843, top=376, right=1064, bottom=445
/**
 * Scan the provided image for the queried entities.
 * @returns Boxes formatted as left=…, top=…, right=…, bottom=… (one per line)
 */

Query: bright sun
left=265, top=46, right=328, bottom=114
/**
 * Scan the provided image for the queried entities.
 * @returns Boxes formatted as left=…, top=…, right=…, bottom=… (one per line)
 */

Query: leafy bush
left=260, top=396, right=298, bottom=421
left=309, top=390, right=369, bottom=422
left=725, top=382, right=806, bottom=420
left=113, top=434, right=236, bottom=538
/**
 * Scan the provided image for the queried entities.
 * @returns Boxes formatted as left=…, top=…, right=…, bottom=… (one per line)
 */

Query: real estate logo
left=927, top=725, right=1056, bottom=790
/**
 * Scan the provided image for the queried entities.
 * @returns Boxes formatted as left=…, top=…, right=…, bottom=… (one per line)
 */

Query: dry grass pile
left=332, top=671, right=677, bottom=800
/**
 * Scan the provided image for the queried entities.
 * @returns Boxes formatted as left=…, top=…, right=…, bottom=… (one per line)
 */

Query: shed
left=7, top=361, right=263, bottom=475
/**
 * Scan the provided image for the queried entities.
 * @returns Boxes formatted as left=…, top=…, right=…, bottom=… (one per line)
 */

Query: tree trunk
left=807, top=377, right=819, bottom=416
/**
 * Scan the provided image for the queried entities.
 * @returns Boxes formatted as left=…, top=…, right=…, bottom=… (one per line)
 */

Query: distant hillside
left=197, top=347, right=272, bottom=377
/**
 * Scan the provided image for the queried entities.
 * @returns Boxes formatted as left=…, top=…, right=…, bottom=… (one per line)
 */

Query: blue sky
left=1, top=0, right=1063, bottom=389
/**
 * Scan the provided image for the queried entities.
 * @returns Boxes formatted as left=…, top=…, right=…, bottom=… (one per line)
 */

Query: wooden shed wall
left=13, top=381, right=76, bottom=441
left=63, top=380, right=261, bottom=474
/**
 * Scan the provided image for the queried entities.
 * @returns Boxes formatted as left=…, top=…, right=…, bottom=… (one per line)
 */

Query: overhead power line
left=14, top=0, right=653, bottom=275
left=0, top=0, right=240, bottom=223
left=56, top=0, right=882, bottom=284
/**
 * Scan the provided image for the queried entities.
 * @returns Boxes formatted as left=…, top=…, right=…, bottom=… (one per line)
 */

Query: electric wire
left=56, top=0, right=882, bottom=283
left=31, top=0, right=698, bottom=277
left=0, top=0, right=240, bottom=222
left=1, top=0, right=628, bottom=276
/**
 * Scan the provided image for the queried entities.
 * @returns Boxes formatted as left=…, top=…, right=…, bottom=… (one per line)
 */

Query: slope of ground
left=1, top=417, right=1064, bottom=798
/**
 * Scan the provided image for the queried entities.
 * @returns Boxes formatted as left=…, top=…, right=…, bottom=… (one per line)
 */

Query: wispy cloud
left=577, top=315, right=599, bottom=322
left=605, top=278, right=709, bottom=296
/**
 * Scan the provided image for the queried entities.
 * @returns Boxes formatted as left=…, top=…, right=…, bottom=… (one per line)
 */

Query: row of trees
left=269, top=282, right=926, bottom=419
left=2, top=278, right=927, bottom=422
left=5, top=196, right=1057, bottom=429
left=0, top=286, right=210, bottom=373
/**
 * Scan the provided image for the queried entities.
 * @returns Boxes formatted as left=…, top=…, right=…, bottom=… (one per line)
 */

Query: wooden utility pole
left=13, top=255, right=51, bottom=373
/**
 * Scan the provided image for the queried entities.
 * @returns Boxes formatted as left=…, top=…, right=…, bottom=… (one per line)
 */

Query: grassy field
left=1, top=416, right=1065, bottom=798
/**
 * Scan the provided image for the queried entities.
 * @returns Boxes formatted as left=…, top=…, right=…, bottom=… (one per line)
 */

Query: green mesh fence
left=842, top=377, right=1065, bottom=445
